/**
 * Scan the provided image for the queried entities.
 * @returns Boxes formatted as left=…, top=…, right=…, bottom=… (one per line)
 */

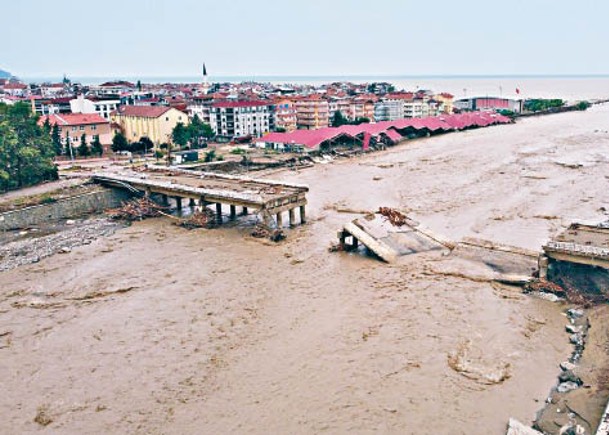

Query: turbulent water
left=1, top=105, right=609, bottom=433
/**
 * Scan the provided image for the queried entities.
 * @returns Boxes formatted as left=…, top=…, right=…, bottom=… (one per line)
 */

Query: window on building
left=80, top=126, right=85, bottom=131
left=72, top=126, right=77, bottom=131
left=91, top=125, right=96, bottom=130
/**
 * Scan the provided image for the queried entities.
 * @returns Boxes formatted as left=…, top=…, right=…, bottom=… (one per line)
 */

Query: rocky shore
left=0, top=218, right=124, bottom=272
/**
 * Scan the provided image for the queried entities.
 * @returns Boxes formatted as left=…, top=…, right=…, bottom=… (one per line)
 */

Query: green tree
left=0, top=102, right=58, bottom=191
left=575, top=101, right=591, bottom=111
left=352, top=117, right=370, bottom=125
left=77, top=133, right=90, bottom=157
left=186, top=114, right=214, bottom=148
left=111, top=131, right=129, bottom=152
left=171, top=122, right=189, bottom=148
left=138, top=136, right=154, bottom=154
left=331, top=110, right=348, bottom=127
left=42, top=117, right=51, bottom=133
left=204, top=149, right=217, bottom=162
left=51, top=123, right=62, bottom=155
left=91, top=135, right=103, bottom=156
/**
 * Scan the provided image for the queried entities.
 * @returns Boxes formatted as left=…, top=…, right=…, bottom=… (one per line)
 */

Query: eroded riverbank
left=1, top=104, right=608, bottom=434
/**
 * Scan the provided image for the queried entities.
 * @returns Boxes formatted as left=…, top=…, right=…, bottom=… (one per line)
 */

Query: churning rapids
left=1, top=105, right=609, bottom=434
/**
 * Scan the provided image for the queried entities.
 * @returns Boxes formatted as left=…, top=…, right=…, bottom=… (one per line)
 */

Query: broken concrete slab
left=506, top=418, right=543, bottom=435
left=341, top=220, right=398, bottom=263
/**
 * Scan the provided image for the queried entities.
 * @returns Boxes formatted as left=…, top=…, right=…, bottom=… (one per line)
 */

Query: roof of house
left=38, top=113, right=109, bottom=127
left=113, top=105, right=173, bottom=117
left=212, top=100, right=270, bottom=108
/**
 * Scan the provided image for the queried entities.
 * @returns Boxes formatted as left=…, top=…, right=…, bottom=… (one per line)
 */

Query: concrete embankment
left=0, top=187, right=131, bottom=231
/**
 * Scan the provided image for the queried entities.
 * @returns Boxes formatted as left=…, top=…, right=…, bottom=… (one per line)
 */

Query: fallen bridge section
left=92, top=168, right=309, bottom=229
left=540, top=221, right=609, bottom=302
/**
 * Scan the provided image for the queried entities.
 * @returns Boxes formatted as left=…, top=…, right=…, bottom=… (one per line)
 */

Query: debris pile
left=378, top=207, right=408, bottom=227
left=106, top=197, right=168, bottom=221
left=251, top=225, right=285, bottom=242
left=177, top=210, right=216, bottom=230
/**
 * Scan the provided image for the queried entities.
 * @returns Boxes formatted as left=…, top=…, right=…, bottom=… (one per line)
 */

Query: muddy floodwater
left=2, top=105, right=609, bottom=434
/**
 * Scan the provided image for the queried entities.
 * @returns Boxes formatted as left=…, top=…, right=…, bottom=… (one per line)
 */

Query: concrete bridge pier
left=276, top=212, right=283, bottom=228
left=242, top=206, right=248, bottom=216
left=230, top=205, right=237, bottom=219
left=300, top=205, right=306, bottom=224
left=215, top=203, right=223, bottom=224
left=189, top=198, right=196, bottom=207
left=289, top=208, right=296, bottom=227
left=175, top=197, right=183, bottom=210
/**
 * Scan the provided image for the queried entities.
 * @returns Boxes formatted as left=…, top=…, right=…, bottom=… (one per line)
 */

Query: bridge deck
left=541, top=222, right=609, bottom=270
left=93, top=168, right=309, bottom=229
left=93, top=169, right=308, bottom=211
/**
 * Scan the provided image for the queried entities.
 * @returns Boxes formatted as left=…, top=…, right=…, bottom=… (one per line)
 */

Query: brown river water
left=1, top=105, right=609, bottom=434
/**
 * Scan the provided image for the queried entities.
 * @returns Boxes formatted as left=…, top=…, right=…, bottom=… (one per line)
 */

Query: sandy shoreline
left=1, top=105, right=609, bottom=433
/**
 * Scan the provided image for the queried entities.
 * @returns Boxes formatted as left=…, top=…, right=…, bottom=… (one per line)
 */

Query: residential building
left=295, top=96, right=329, bottom=130
left=434, top=93, right=454, bottom=114
left=30, top=97, right=72, bottom=115
left=374, top=100, right=404, bottom=121
left=209, top=100, right=271, bottom=138
left=39, top=83, right=68, bottom=97
left=271, top=99, right=297, bottom=132
left=187, top=95, right=214, bottom=124
left=70, top=94, right=120, bottom=120
left=2, top=81, right=28, bottom=97
left=89, top=81, right=135, bottom=97
left=404, top=99, right=431, bottom=118
left=38, top=113, right=112, bottom=150
left=111, top=105, right=189, bottom=145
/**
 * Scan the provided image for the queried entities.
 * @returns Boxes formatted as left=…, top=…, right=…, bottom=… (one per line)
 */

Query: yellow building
left=111, top=105, right=189, bottom=146
left=434, top=93, right=455, bottom=114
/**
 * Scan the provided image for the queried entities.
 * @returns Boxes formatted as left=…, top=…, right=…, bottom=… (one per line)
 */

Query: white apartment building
left=374, top=100, right=404, bottom=121
left=404, top=99, right=432, bottom=118
left=209, top=101, right=271, bottom=138
left=70, top=94, right=120, bottom=120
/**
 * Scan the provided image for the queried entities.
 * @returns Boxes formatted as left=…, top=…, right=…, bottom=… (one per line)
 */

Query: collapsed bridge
left=92, top=166, right=309, bottom=228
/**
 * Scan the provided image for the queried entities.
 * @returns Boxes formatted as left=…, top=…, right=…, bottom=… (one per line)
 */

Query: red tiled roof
left=212, top=100, right=269, bottom=108
left=386, top=92, right=414, bottom=100
left=114, top=105, right=173, bottom=117
left=100, top=81, right=135, bottom=88
left=3, top=82, right=27, bottom=89
left=38, top=113, right=109, bottom=127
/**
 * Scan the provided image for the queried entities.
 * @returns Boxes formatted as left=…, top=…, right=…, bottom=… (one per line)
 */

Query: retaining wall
left=0, top=188, right=132, bottom=231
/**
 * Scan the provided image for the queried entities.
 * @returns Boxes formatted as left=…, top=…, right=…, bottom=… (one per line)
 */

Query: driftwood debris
left=106, top=197, right=168, bottom=221
left=378, top=207, right=408, bottom=227
left=251, top=225, right=285, bottom=242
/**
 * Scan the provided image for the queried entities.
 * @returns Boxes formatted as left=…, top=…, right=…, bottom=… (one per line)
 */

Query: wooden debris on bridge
left=106, top=197, right=168, bottom=221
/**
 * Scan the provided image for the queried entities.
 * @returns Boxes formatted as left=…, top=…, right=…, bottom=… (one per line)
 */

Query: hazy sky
left=2, top=0, right=608, bottom=78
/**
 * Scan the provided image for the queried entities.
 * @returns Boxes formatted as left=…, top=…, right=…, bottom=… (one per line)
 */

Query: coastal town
left=0, top=66, right=535, bottom=159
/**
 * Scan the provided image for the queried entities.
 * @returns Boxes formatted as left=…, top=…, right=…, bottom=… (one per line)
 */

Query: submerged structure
left=540, top=221, right=609, bottom=302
